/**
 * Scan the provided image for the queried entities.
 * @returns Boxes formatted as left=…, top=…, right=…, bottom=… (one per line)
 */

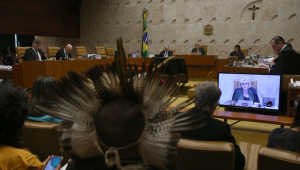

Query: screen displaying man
left=56, top=44, right=73, bottom=60
left=23, top=39, right=46, bottom=61
left=159, top=45, right=173, bottom=58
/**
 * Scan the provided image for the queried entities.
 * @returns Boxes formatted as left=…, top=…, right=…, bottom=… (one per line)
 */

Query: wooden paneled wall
left=0, top=0, right=80, bottom=38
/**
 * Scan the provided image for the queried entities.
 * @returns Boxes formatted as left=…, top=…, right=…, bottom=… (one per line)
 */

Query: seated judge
left=229, top=45, right=245, bottom=59
left=159, top=45, right=173, bottom=58
left=23, top=39, right=46, bottom=61
left=232, top=78, right=260, bottom=105
left=270, top=36, right=300, bottom=75
left=181, top=81, right=245, bottom=170
left=191, top=43, right=205, bottom=55
left=56, top=44, right=73, bottom=60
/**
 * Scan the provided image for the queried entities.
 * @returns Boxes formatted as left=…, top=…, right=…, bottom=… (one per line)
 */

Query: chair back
left=200, top=45, right=208, bottom=54
left=169, top=49, right=176, bottom=55
left=47, top=47, right=60, bottom=59
left=177, top=139, right=235, bottom=170
left=234, top=79, right=257, bottom=90
left=22, top=121, right=60, bottom=161
left=241, top=49, right=249, bottom=56
left=106, top=48, right=114, bottom=58
left=258, top=147, right=300, bottom=170
left=15, top=47, right=30, bottom=64
left=75, top=46, right=87, bottom=59
left=94, top=46, right=107, bottom=57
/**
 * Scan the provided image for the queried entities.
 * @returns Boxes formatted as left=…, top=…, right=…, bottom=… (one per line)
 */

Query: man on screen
left=265, top=98, right=273, bottom=107
left=231, top=78, right=260, bottom=106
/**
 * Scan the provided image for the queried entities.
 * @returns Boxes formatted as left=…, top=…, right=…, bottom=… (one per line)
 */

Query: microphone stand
left=183, top=45, right=193, bottom=54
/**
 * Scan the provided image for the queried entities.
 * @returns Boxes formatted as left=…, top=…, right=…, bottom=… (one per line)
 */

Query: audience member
left=191, top=42, right=205, bottom=55
left=0, top=82, right=60, bottom=170
left=267, top=97, right=300, bottom=153
left=56, top=44, right=73, bottom=60
left=33, top=38, right=203, bottom=170
left=270, top=36, right=300, bottom=75
left=3, top=46, right=14, bottom=59
left=159, top=45, right=173, bottom=58
left=27, top=76, right=63, bottom=123
left=0, top=55, right=7, bottom=65
left=23, top=39, right=46, bottom=61
left=181, top=81, right=245, bottom=170
left=8, top=54, right=19, bottom=65
left=229, top=45, right=245, bottom=59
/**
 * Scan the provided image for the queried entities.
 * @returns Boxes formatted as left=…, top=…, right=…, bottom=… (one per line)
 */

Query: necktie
left=164, top=52, right=168, bottom=58
left=35, top=50, right=40, bottom=61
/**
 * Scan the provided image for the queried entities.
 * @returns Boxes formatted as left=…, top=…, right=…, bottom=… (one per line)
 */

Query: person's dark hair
left=291, top=97, right=300, bottom=153
left=32, top=39, right=41, bottom=44
left=28, top=76, right=56, bottom=116
left=0, top=83, right=28, bottom=148
left=270, top=36, right=285, bottom=44
left=234, top=45, right=241, bottom=52
left=95, top=99, right=145, bottom=148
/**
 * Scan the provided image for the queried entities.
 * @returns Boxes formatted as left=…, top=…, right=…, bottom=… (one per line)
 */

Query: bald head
left=65, top=44, right=73, bottom=54
left=164, top=45, right=169, bottom=51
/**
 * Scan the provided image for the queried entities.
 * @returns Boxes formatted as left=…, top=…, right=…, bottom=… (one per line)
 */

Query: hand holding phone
left=44, top=155, right=63, bottom=170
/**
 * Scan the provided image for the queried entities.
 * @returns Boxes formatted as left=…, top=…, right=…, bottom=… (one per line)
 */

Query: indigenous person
left=267, top=97, right=300, bottom=153
left=34, top=38, right=203, bottom=170
left=181, top=81, right=245, bottom=170
left=191, top=43, right=205, bottom=55
left=270, top=36, right=300, bottom=75
left=23, top=39, right=46, bottom=61
left=229, top=45, right=245, bottom=59
left=0, top=83, right=61, bottom=170
left=56, top=44, right=73, bottom=60
left=159, top=45, right=173, bottom=58
left=231, top=78, right=260, bottom=105
left=27, top=76, right=63, bottom=124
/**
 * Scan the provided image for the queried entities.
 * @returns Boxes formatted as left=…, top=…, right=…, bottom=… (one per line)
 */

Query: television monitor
left=218, top=73, right=281, bottom=113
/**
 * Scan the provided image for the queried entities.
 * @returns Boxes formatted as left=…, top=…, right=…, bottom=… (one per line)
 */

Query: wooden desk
left=286, top=83, right=300, bottom=117
left=174, top=55, right=216, bottom=66
left=222, top=65, right=269, bottom=74
left=0, top=70, right=13, bottom=79
left=167, top=107, right=292, bottom=128
left=214, top=111, right=293, bottom=128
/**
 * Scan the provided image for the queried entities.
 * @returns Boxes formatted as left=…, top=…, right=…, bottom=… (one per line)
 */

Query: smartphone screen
left=44, top=156, right=63, bottom=170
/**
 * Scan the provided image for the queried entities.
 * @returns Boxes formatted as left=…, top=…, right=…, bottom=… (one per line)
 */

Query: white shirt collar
left=280, top=44, right=287, bottom=53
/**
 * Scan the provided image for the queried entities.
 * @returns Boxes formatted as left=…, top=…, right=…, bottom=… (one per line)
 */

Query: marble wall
left=80, top=0, right=300, bottom=57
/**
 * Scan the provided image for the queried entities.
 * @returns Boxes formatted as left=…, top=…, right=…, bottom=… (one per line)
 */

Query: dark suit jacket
left=181, top=108, right=245, bottom=170
left=272, top=45, right=300, bottom=75
left=191, top=47, right=206, bottom=55
left=159, top=50, right=173, bottom=57
left=56, top=48, right=72, bottom=60
left=23, top=48, right=46, bottom=61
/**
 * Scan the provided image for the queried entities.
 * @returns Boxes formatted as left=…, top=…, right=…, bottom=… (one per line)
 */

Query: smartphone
left=44, top=155, right=63, bottom=170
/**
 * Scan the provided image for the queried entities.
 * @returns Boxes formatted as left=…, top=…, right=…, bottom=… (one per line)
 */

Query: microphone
left=183, top=45, right=194, bottom=54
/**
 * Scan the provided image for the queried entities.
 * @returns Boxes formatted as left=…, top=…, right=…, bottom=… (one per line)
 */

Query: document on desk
left=296, top=81, right=300, bottom=87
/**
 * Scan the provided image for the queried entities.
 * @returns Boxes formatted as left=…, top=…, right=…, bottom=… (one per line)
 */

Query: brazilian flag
left=142, top=9, right=148, bottom=58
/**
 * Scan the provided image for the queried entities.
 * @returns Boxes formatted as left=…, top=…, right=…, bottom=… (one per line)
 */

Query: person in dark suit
left=159, top=45, right=173, bottom=58
left=270, top=36, right=300, bottom=75
left=191, top=43, right=205, bottom=55
left=55, top=44, right=73, bottom=60
left=229, top=45, right=245, bottom=59
left=181, top=81, right=245, bottom=170
left=23, top=39, right=46, bottom=61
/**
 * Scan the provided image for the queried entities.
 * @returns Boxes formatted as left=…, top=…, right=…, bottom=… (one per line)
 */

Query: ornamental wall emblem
left=203, top=24, right=213, bottom=36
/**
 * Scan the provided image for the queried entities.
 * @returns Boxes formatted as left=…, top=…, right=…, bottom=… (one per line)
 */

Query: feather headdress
left=35, top=38, right=204, bottom=170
